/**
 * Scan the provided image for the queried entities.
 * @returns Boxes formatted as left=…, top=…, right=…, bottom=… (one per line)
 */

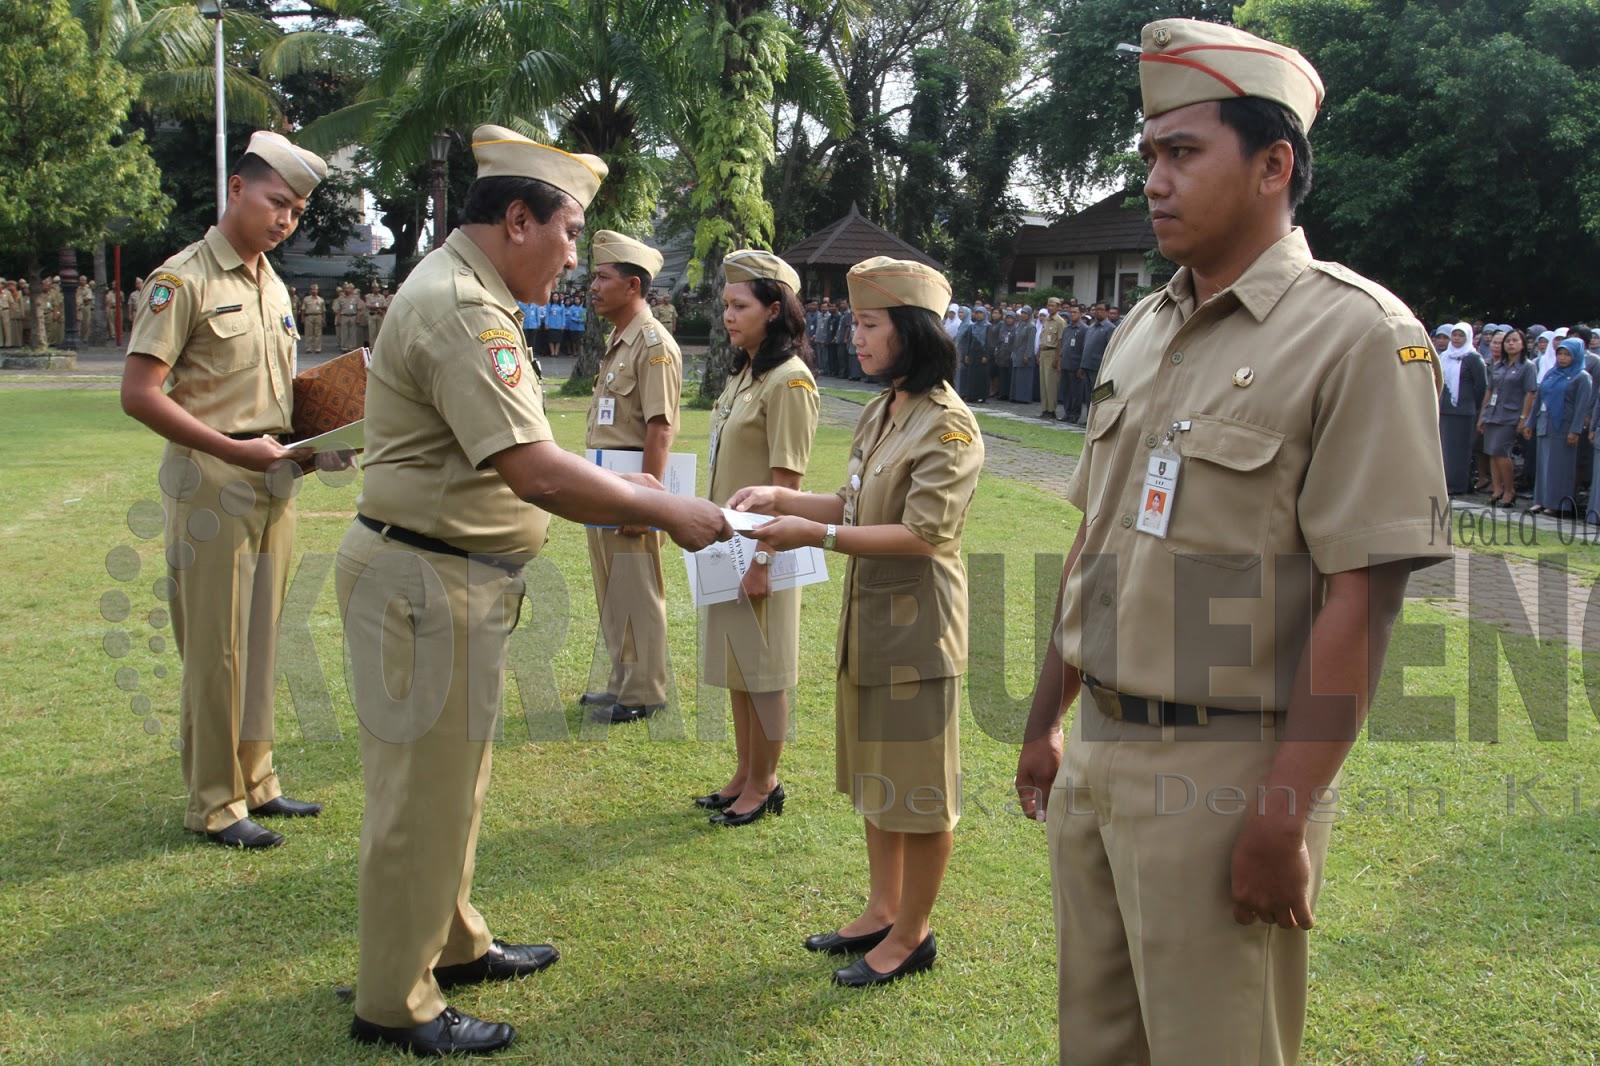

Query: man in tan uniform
left=334, top=283, right=364, bottom=349
left=77, top=279, right=98, bottom=344
left=299, top=283, right=325, bottom=353
left=0, top=281, right=17, bottom=347
left=41, top=277, right=64, bottom=346
left=651, top=291, right=677, bottom=335
left=339, top=125, right=729, bottom=1057
left=121, top=130, right=329, bottom=850
left=1036, top=296, right=1066, bottom=419
left=364, top=281, right=388, bottom=342
left=582, top=230, right=680, bottom=722
left=1015, top=20, right=1450, bottom=1065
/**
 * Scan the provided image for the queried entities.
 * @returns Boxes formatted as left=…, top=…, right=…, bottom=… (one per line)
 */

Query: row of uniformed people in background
left=804, top=297, right=861, bottom=379
left=942, top=298, right=1120, bottom=421
left=1438, top=321, right=1600, bottom=521
left=514, top=291, right=586, bottom=359
left=0, top=275, right=92, bottom=347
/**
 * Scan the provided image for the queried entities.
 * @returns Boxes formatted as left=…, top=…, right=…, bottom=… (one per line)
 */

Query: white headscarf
left=1440, top=320, right=1473, bottom=405
left=943, top=304, right=961, bottom=337
left=1535, top=330, right=1557, bottom=382
left=1035, top=308, right=1049, bottom=353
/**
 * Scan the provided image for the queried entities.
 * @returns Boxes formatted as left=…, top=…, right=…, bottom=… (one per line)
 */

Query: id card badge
left=1488, top=390, right=1499, bottom=407
left=1136, top=442, right=1182, bottom=539
left=597, top=397, right=616, bottom=426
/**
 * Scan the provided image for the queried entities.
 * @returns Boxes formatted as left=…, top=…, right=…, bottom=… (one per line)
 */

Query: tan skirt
left=835, top=672, right=961, bottom=833
left=699, top=587, right=802, bottom=692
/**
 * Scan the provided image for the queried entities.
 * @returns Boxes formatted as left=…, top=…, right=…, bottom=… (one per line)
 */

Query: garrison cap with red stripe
left=1139, top=19, right=1324, bottom=132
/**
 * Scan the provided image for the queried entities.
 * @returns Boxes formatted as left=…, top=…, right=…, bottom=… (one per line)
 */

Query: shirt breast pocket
left=201, top=313, right=259, bottom=374
left=603, top=359, right=638, bottom=398
left=1083, top=398, right=1127, bottom=520
left=1167, top=415, right=1284, bottom=569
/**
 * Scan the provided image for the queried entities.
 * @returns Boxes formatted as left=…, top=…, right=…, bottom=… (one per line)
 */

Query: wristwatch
left=753, top=550, right=772, bottom=566
left=821, top=523, right=837, bottom=551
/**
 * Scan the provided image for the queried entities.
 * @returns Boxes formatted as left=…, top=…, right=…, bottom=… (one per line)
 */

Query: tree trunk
left=575, top=315, right=605, bottom=380
left=697, top=250, right=733, bottom=404
left=26, top=254, right=44, bottom=350
left=60, top=247, right=80, bottom=351
left=92, top=243, right=109, bottom=344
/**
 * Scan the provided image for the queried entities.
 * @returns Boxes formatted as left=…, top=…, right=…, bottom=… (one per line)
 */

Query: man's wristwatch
left=753, top=550, right=771, bottom=566
left=821, top=523, right=837, bottom=551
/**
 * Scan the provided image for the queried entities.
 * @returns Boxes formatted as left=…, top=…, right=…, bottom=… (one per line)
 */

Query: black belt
left=1081, top=674, right=1262, bottom=727
left=357, top=514, right=527, bottom=575
left=225, top=431, right=286, bottom=442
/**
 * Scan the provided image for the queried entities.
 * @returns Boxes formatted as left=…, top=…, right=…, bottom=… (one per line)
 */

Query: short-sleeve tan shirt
left=707, top=355, right=820, bottom=505
left=834, top=381, right=984, bottom=686
left=1058, top=228, right=1450, bottom=713
left=356, top=230, right=555, bottom=557
left=1039, top=314, right=1066, bottom=351
left=126, top=226, right=298, bottom=435
left=585, top=309, right=681, bottom=449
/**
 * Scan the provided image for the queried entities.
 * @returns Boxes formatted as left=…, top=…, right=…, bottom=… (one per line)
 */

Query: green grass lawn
left=1, top=388, right=1597, bottom=1064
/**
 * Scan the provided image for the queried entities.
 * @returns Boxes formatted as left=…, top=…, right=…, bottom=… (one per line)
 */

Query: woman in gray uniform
left=1437, top=322, right=1488, bottom=495
left=1530, top=338, right=1592, bottom=516
left=1478, top=328, right=1538, bottom=507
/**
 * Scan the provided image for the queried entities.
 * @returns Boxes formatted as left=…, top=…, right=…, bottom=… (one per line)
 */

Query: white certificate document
left=682, top=508, right=830, bottom=607
left=585, top=449, right=698, bottom=497
left=292, top=419, right=364, bottom=454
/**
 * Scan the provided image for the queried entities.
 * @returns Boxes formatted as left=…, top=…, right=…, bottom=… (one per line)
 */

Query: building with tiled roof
left=1009, top=190, right=1166, bottom=307
left=781, top=204, right=944, bottom=298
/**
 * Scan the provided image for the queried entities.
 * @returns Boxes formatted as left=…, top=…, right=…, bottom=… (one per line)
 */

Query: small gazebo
left=781, top=204, right=945, bottom=299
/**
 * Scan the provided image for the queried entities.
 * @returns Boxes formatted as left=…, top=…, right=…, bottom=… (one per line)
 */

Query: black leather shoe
left=350, top=1006, right=514, bottom=1056
left=206, top=818, right=284, bottom=849
left=249, top=795, right=323, bottom=818
left=710, top=783, right=784, bottom=826
left=578, top=691, right=617, bottom=706
left=434, top=939, right=560, bottom=989
left=832, top=933, right=937, bottom=987
left=693, top=791, right=737, bottom=810
left=593, top=702, right=664, bottom=723
left=804, top=925, right=892, bottom=955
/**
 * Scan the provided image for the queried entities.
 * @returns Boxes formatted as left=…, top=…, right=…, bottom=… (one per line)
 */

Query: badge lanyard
left=1136, top=420, right=1190, bottom=539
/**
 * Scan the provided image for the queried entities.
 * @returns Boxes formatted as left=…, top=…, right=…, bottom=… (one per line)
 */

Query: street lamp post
left=429, top=132, right=451, bottom=251
left=198, top=0, right=226, bottom=221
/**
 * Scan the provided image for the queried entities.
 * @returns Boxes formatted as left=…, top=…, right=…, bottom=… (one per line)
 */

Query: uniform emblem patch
left=283, top=314, right=296, bottom=335
left=787, top=378, right=816, bottom=393
left=489, top=343, right=522, bottom=387
left=649, top=355, right=673, bottom=366
left=1397, top=346, right=1433, bottom=366
left=479, top=327, right=517, bottom=344
left=940, top=431, right=973, bottom=445
left=147, top=272, right=182, bottom=315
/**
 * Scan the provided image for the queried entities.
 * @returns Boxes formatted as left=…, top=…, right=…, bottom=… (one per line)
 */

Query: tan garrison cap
left=845, top=256, right=951, bottom=317
left=592, top=230, right=664, bottom=275
left=244, top=131, right=328, bottom=198
left=470, top=124, right=607, bottom=208
left=723, top=249, right=801, bottom=293
left=1140, top=19, right=1324, bottom=131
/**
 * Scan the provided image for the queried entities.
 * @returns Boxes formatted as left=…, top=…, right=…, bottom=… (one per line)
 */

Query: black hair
left=1216, top=96, right=1315, bottom=211
left=231, top=152, right=278, bottom=184
left=1572, top=325, right=1593, bottom=345
left=729, top=278, right=812, bottom=378
left=461, top=175, right=570, bottom=226
left=1502, top=328, right=1528, bottom=364
left=613, top=262, right=652, bottom=296
left=879, top=305, right=957, bottom=393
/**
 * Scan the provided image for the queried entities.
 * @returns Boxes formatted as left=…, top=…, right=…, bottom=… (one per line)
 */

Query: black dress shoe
left=578, top=691, right=617, bottom=706
left=249, top=795, right=323, bottom=818
left=710, top=783, right=785, bottom=826
left=350, top=1006, right=514, bottom=1057
left=434, top=939, right=560, bottom=989
left=803, top=925, right=892, bottom=955
left=593, top=702, right=664, bottom=723
left=693, top=791, right=737, bottom=810
left=832, top=933, right=937, bottom=987
left=206, top=818, right=284, bottom=849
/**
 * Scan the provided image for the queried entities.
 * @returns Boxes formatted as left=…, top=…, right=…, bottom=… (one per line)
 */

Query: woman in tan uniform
left=696, top=250, right=820, bottom=827
left=730, top=256, right=983, bottom=987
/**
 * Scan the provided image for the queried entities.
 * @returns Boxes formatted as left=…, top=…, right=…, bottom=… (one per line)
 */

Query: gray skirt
left=1483, top=421, right=1521, bottom=458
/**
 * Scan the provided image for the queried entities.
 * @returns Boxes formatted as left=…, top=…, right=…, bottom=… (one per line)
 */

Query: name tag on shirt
left=1135, top=450, right=1181, bottom=539
left=597, top=397, right=616, bottom=426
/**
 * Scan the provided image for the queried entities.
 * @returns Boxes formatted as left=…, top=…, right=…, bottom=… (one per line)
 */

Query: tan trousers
left=336, top=521, right=526, bottom=1027
left=0, top=312, right=17, bottom=346
left=337, top=315, right=361, bottom=351
left=303, top=314, right=323, bottom=353
left=1048, top=700, right=1334, bottom=1066
left=584, top=526, right=668, bottom=705
left=1039, top=352, right=1060, bottom=415
left=163, top=443, right=294, bottom=832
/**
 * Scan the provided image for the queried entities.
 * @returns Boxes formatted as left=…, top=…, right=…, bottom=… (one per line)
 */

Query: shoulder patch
left=488, top=343, right=523, bottom=388
left=478, top=327, right=518, bottom=344
left=1397, top=346, right=1434, bottom=366
left=645, top=326, right=660, bottom=346
left=649, top=355, right=673, bottom=366
left=147, top=272, right=183, bottom=314
left=941, top=430, right=974, bottom=445
left=786, top=377, right=816, bottom=393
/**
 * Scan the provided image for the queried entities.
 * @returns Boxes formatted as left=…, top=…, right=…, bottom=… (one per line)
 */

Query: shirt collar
left=204, top=226, right=245, bottom=272
left=607, top=307, right=653, bottom=352
left=1162, top=227, right=1314, bottom=324
left=444, top=230, right=520, bottom=318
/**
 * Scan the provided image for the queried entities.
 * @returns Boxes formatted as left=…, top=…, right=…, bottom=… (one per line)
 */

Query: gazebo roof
left=781, top=204, right=944, bottom=270
left=1012, top=190, right=1156, bottom=257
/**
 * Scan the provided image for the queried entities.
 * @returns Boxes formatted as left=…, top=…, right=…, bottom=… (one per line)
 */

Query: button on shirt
left=126, top=226, right=297, bottom=435
left=1058, top=228, right=1450, bottom=713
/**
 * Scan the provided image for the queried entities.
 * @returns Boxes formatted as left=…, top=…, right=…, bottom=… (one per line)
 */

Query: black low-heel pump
left=693, top=791, right=737, bottom=810
left=710, top=783, right=785, bottom=827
